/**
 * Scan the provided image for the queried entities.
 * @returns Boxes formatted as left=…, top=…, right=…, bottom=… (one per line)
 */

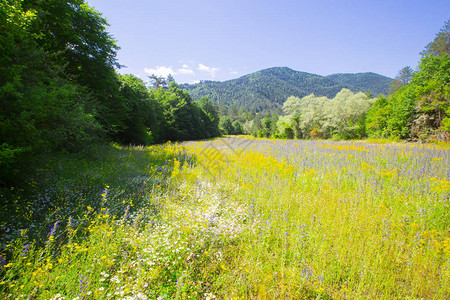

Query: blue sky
left=87, top=0, right=449, bottom=83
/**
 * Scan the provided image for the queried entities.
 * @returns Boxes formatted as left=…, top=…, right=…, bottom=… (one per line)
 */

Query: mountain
left=325, top=72, right=392, bottom=96
left=180, top=67, right=392, bottom=113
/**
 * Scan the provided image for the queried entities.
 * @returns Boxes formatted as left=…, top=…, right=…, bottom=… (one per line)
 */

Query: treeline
left=241, top=89, right=374, bottom=140
left=366, top=58, right=449, bottom=141
left=0, top=0, right=220, bottom=183
left=365, top=20, right=449, bottom=141
left=219, top=20, right=450, bottom=142
left=180, top=67, right=392, bottom=114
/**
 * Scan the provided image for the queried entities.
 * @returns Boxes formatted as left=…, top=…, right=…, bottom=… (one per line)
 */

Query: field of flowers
left=1, top=137, right=449, bottom=299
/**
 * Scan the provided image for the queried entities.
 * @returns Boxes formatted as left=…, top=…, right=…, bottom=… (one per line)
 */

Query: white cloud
left=177, top=65, right=195, bottom=75
left=144, top=64, right=195, bottom=77
left=230, top=70, right=239, bottom=75
left=189, top=80, right=200, bottom=84
left=198, top=64, right=220, bottom=78
left=144, top=66, right=175, bottom=77
left=144, top=63, right=223, bottom=82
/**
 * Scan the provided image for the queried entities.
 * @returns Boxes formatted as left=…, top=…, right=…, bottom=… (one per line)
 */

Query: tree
left=322, top=89, right=372, bottom=139
left=166, top=74, right=175, bottom=85
left=229, top=104, right=238, bottom=120
left=117, top=74, right=165, bottom=145
left=282, top=94, right=327, bottom=139
left=366, top=95, right=391, bottom=137
left=276, top=116, right=294, bottom=139
left=390, top=66, right=414, bottom=94
left=199, top=96, right=220, bottom=136
left=22, top=0, right=127, bottom=139
left=420, top=19, right=450, bottom=57
left=397, top=66, right=414, bottom=85
left=152, top=83, right=220, bottom=141
left=219, top=116, right=234, bottom=135
left=0, top=0, right=101, bottom=182
left=261, top=116, right=272, bottom=138
left=386, top=87, right=416, bottom=139
left=270, top=113, right=279, bottom=137
left=149, top=74, right=168, bottom=90
left=280, top=89, right=373, bottom=140
left=232, top=120, right=244, bottom=135
left=250, top=115, right=262, bottom=137
left=411, top=54, right=450, bottom=140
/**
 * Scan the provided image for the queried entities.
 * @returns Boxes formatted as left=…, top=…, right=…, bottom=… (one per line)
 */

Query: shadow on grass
left=0, top=143, right=190, bottom=249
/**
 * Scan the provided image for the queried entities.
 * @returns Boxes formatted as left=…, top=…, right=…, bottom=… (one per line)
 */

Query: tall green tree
left=0, top=0, right=101, bottom=182
left=117, top=74, right=166, bottom=145
left=390, top=66, right=414, bottom=94
left=154, top=82, right=220, bottom=141
left=367, top=55, right=449, bottom=140
left=219, top=116, right=234, bottom=135
left=232, top=120, right=244, bottom=135
left=410, top=54, right=450, bottom=139
left=420, top=19, right=450, bottom=57
left=148, top=74, right=168, bottom=90
left=199, top=96, right=220, bottom=136
left=366, top=95, right=391, bottom=137
left=22, top=0, right=126, bottom=138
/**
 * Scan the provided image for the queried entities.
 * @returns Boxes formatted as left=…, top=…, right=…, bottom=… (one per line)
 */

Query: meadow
left=0, top=137, right=449, bottom=299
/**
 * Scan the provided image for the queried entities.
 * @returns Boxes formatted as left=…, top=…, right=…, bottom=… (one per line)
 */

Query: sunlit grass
left=1, top=137, right=449, bottom=299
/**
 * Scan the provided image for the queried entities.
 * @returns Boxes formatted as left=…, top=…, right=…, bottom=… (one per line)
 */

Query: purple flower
left=21, top=244, right=29, bottom=257
left=78, top=273, right=88, bottom=296
left=46, top=220, right=60, bottom=244
left=50, top=221, right=60, bottom=236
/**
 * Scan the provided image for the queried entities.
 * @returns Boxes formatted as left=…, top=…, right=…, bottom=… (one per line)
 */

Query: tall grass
left=1, top=137, right=449, bottom=299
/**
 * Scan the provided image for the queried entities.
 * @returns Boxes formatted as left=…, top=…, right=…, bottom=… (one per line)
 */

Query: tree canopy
left=0, top=0, right=221, bottom=184
left=420, top=19, right=450, bottom=57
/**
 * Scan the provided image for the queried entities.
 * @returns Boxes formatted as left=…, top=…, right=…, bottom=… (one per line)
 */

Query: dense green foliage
left=0, top=0, right=220, bottom=184
left=389, top=66, right=414, bottom=94
left=0, top=0, right=102, bottom=181
left=154, top=83, right=220, bottom=141
left=266, top=89, right=374, bottom=140
left=367, top=54, right=450, bottom=141
left=420, top=19, right=450, bottom=57
left=368, top=19, right=450, bottom=141
left=325, top=72, right=392, bottom=95
left=230, top=20, right=449, bottom=142
left=22, top=0, right=126, bottom=136
left=180, top=67, right=392, bottom=113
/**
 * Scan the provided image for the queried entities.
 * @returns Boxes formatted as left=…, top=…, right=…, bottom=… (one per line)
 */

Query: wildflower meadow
left=1, top=137, right=449, bottom=299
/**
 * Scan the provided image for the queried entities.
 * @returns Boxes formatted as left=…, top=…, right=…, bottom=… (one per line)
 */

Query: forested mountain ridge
left=180, top=67, right=392, bottom=112
left=325, top=72, right=393, bottom=95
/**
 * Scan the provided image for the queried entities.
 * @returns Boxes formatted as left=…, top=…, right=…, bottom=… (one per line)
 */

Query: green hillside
left=180, top=67, right=392, bottom=112
left=325, top=72, right=392, bottom=95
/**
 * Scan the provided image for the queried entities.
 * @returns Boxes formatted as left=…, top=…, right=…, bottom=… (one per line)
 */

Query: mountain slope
left=180, top=67, right=392, bottom=112
left=325, top=72, right=392, bottom=96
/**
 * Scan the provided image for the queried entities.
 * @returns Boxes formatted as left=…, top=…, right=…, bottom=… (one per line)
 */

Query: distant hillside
left=325, top=72, right=392, bottom=96
left=180, top=67, right=392, bottom=113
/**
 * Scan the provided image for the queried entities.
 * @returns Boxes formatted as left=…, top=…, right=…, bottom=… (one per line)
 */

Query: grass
left=0, top=137, right=449, bottom=299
